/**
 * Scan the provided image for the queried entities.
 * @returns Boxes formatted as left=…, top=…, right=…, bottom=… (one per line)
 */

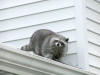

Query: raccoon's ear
left=65, top=38, right=69, bottom=42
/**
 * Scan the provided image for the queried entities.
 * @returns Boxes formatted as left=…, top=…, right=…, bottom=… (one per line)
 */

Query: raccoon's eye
left=55, top=42, right=61, bottom=47
left=55, top=41, right=64, bottom=47
left=65, top=38, right=69, bottom=42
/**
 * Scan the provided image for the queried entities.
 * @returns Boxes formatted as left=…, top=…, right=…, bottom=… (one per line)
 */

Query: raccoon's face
left=49, top=36, right=69, bottom=59
left=54, top=40, right=65, bottom=48
left=50, top=36, right=69, bottom=52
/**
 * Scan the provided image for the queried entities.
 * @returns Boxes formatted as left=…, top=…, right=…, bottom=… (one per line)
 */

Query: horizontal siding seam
left=89, top=64, right=100, bottom=70
left=87, top=18, right=100, bottom=25
left=88, top=41, right=100, bottom=47
left=89, top=52, right=100, bottom=58
left=2, top=29, right=76, bottom=43
left=2, top=37, right=30, bottom=43
left=87, top=29, right=100, bottom=36
left=0, top=6, right=74, bottom=21
left=2, top=39, right=76, bottom=44
left=2, top=33, right=76, bottom=43
left=0, top=17, right=75, bottom=32
left=86, top=6, right=100, bottom=14
left=58, top=29, right=76, bottom=33
left=67, top=53, right=77, bottom=55
left=0, top=0, right=47, bottom=10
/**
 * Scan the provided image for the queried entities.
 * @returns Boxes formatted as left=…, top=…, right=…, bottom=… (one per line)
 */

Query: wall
left=0, top=0, right=100, bottom=74
left=0, top=0, right=78, bottom=67
left=86, top=0, right=100, bottom=74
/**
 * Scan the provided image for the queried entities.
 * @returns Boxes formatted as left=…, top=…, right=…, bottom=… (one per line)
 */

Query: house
left=0, top=0, right=100, bottom=75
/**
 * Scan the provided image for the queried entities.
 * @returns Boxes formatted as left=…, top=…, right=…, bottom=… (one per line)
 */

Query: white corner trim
left=0, top=44, right=95, bottom=75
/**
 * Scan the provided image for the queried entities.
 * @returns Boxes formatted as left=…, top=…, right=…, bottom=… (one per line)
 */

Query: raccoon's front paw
left=20, top=45, right=29, bottom=51
left=44, top=54, right=53, bottom=59
left=20, top=46, right=25, bottom=50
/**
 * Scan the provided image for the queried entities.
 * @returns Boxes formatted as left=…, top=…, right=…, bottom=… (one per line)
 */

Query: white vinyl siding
left=0, top=0, right=100, bottom=74
left=86, top=0, right=100, bottom=74
left=0, top=0, right=43, bottom=10
left=0, top=0, right=78, bottom=68
left=0, top=0, right=74, bottom=21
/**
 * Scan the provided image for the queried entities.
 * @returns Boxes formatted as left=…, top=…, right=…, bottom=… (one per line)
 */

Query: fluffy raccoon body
left=21, top=29, right=69, bottom=60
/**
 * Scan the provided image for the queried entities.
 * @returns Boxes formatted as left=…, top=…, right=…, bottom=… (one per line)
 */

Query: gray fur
left=21, top=29, right=69, bottom=60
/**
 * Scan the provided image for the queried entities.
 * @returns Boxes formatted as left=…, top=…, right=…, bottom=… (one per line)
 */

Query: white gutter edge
left=0, top=44, right=96, bottom=75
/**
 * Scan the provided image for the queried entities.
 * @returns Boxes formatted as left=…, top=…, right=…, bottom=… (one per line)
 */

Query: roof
left=0, top=44, right=96, bottom=75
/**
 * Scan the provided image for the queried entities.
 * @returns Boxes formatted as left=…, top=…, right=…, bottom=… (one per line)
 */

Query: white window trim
left=0, top=44, right=95, bottom=75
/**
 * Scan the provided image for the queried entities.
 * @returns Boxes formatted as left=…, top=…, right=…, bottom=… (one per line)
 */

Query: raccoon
left=21, top=29, right=69, bottom=60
